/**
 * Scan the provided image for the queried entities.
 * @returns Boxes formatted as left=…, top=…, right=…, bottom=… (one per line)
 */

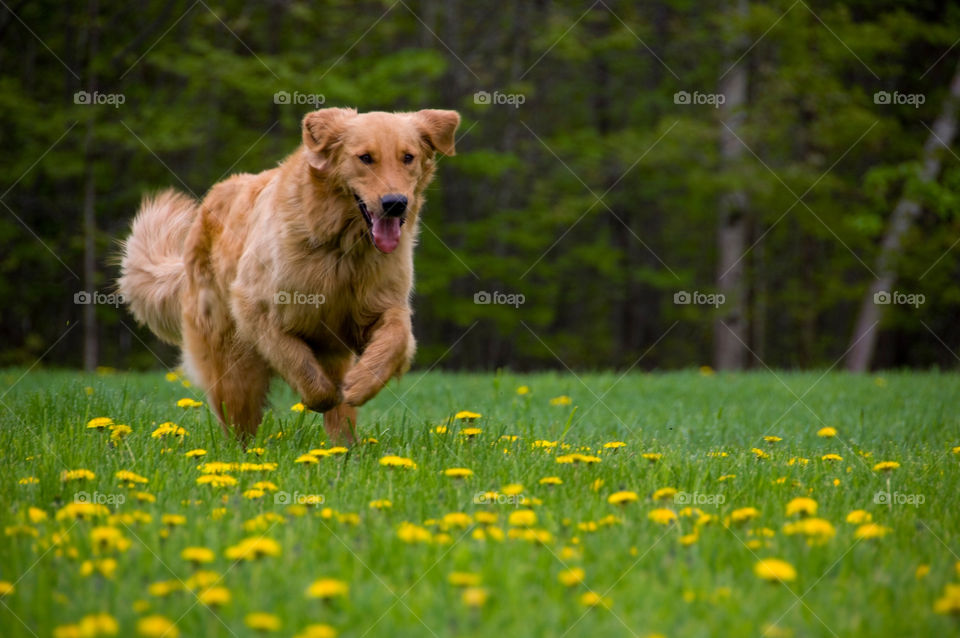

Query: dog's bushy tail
left=118, top=188, right=198, bottom=344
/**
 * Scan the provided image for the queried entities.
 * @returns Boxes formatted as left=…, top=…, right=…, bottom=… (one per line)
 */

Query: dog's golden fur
left=119, top=107, right=460, bottom=441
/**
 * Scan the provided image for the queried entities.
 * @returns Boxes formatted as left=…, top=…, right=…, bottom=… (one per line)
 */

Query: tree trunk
left=81, top=0, right=100, bottom=372
left=714, top=0, right=750, bottom=370
left=845, top=58, right=960, bottom=372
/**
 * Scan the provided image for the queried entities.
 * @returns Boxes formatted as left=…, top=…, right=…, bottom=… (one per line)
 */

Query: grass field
left=1, top=368, right=959, bottom=637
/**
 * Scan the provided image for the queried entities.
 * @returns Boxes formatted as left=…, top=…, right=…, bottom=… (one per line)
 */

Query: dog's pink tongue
left=372, top=216, right=402, bottom=253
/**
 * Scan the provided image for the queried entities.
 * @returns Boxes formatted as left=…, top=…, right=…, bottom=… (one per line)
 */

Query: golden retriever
left=119, top=107, right=460, bottom=442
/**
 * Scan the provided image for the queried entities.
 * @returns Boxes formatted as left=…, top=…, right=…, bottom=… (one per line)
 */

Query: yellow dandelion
left=60, top=469, right=96, bottom=482
left=785, top=497, right=817, bottom=517
left=185, top=449, right=207, bottom=458
left=462, top=586, right=488, bottom=607
left=652, top=487, right=678, bottom=502
left=730, top=507, right=760, bottom=524
left=608, top=491, right=640, bottom=506
left=181, top=547, right=214, bottom=564
left=603, top=441, right=626, bottom=450
left=751, top=448, right=769, bottom=459
left=648, top=508, right=677, bottom=525
left=508, top=509, right=537, bottom=527
left=579, top=591, right=611, bottom=608
left=873, top=461, right=900, bottom=472
left=821, top=454, right=843, bottom=461
left=854, top=523, right=891, bottom=539
left=198, top=586, right=230, bottom=606
left=294, top=624, right=338, bottom=638
left=558, top=567, right=585, bottom=586
left=224, top=537, right=281, bottom=560
left=448, top=572, right=481, bottom=587
left=443, top=468, right=473, bottom=479
left=754, top=558, right=797, bottom=582
left=369, top=499, right=392, bottom=509
left=764, top=436, right=782, bottom=443
left=306, top=578, right=349, bottom=599
left=461, top=427, right=483, bottom=437
left=86, top=417, right=113, bottom=429
left=539, top=476, right=563, bottom=486
left=245, top=613, right=281, bottom=632
left=516, top=385, right=530, bottom=395
left=137, top=615, right=179, bottom=638
left=177, top=397, right=203, bottom=408
left=291, top=402, right=306, bottom=412
left=379, top=455, right=417, bottom=469
left=846, top=510, right=872, bottom=524
left=549, top=395, right=572, bottom=406
left=817, top=427, right=837, bottom=438
left=642, top=453, right=662, bottom=462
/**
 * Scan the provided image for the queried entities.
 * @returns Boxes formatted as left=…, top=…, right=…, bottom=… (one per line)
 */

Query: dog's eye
left=358, top=154, right=373, bottom=165
left=403, top=153, right=415, bottom=164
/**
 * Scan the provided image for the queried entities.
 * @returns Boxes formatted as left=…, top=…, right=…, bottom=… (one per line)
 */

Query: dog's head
left=301, top=107, right=460, bottom=254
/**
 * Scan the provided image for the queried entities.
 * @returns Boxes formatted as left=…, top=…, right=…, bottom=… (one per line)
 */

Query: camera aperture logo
left=74, top=90, right=125, bottom=108
left=75, top=490, right=125, bottom=505
left=473, top=492, right=522, bottom=506
left=75, top=290, right=125, bottom=307
left=873, top=490, right=924, bottom=507
left=674, top=290, right=725, bottom=308
left=674, top=90, right=725, bottom=108
left=274, top=290, right=326, bottom=308
left=873, top=90, right=925, bottom=108
left=873, top=290, right=924, bottom=308
left=674, top=491, right=725, bottom=506
left=274, top=491, right=324, bottom=506
left=473, top=90, right=525, bottom=108
left=474, top=290, right=525, bottom=308
left=273, top=91, right=325, bottom=107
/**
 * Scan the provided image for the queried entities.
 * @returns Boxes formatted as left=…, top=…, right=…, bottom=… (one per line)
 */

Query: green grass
left=1, top=368, right=959, bottom=637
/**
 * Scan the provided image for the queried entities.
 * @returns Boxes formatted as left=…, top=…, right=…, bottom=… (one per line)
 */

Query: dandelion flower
left=177, top=397, right=203, bottom=408
left=444, top=468, right=473, bottom=479
left=785, top=497, right=817, bottom=517
left=558, top=567, right=585, bottom=586
left=306, top=578, right=349, bottom=599
left=198, top=587, right=230, bottom=607
left=18, top=476, right=39, bottom=485
left=291, top=402, right=306, bottom=412
left=549, top=395, right=572, bottom=406
left=61, top=469, right=96, bottom=482
left=603, top=441, right=626, bottom=450
left=461, top=427, right=483, bottom=437
left=137, top=615, right=179, bottom=638
left=821, top=454, right=843, bottom=461
left=846, top=510, right=872, bottom=524
left=461, top=586, right=488, bottom=607
left=516, top=385, right=530, bottom=395
left=751, top=448, right=769, bottom=459
left=196, top=474, right=237, bottom=488
left=245, top=613, right=281, bottom=632
left=817, top=427, right=837, bottom=438
left=764, top=436, right=782, bottom=443
left=455, top=411, right=481, bottom=420
left=448, top=572, right=481, bottom=587
left=508, top=509, right=537, bottom=527
left=579, top=592, right=611, bottom=608
left=224, top=537, right=281, bottom=560
left=934, top=584, right=960, bottom=615
left=379, top=455, right=417, bottom=470
left=0, top=581, right=13, bottom=596
left=185, top=449, right=207, bottom=458
left=396, top=522, right=432, bottom=543
left=539, top=476, right=563, bottom=486
left=652, top=487, right=678, bottom=502
left=730, top=507, right=760, bottom=524
left=648, top=509, right=677, bottom=525
left=873, top=461, right=900, bottom=472
left=854, top=523, right=891, bottom=539
left=642, top=453, right=662, bottom=462
left=754, top=559, right=797, bottom=583
left=181, top=547, right=215, bottom=564
left=608, top=491, right=639, bottom=506
left=87, top=417, right=113, bottom=429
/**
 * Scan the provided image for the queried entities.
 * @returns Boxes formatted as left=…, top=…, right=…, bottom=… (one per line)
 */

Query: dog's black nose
left=380, top=194, right=408, bottom=217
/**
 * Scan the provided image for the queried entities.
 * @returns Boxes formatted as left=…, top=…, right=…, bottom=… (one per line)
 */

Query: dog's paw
left=342, top=379, right=379, bottom=407
left=302, top=382, right=343, bottom=414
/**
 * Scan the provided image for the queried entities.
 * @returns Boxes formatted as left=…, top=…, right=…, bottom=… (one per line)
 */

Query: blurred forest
left=2, top=0, right=960, bottom=372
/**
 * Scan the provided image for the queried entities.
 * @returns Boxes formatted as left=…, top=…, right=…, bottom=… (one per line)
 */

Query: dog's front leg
left=343, top=307, right=415, bottom=407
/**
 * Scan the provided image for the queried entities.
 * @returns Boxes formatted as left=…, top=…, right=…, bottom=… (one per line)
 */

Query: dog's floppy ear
left=415, top=109, right=460, bottom=156
left=302, top=107, right=357, bottom=171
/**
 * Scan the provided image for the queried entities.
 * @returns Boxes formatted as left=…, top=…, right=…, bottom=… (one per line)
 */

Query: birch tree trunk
left=845, top=59, right=960, bottom=372
left=714, top=0, right=750, bottom=370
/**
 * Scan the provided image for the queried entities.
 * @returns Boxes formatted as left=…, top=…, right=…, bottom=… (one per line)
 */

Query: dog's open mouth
left=354, top=194, right=405, bottom=254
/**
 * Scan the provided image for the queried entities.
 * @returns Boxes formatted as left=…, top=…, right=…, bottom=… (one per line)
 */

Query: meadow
left=1, top=368, right=958, bottom=637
